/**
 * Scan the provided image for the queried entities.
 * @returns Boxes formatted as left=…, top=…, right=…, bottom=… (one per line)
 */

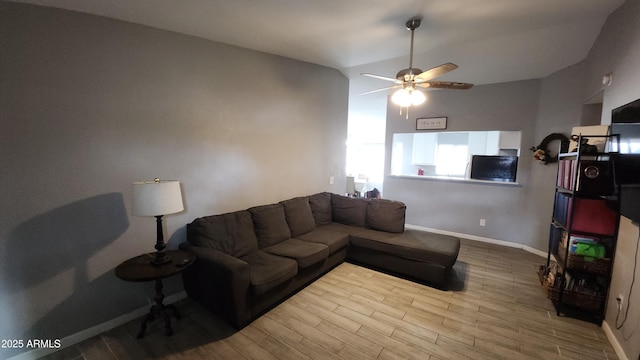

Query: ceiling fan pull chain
left=400, top=107, right=409, bottom=120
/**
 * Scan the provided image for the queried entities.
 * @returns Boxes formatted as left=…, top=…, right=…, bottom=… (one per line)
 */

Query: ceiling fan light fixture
left=392, top=88, right=412, bottom=107
left=392, top=87, right=426, bottom=107
left=360, top=18, right=473, bottom=109
left=411, top=88, right=426, bottom=106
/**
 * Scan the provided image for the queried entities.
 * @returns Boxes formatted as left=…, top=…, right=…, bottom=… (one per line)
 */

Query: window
left=434, top=133, right=469, bottom=176
left=390, top=130, right=521, bottom=182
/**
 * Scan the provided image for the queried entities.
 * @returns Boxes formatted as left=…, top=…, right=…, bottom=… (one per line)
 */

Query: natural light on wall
left=435, top=144, right=468, bottom=176
left=346, top=112, right=386, bottom=194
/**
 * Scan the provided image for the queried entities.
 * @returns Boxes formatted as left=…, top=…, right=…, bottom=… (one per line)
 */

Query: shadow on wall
left=167, top=224, right=188, bottom=251
left=0, top=193, right=129, bottom=356
left=3, top=193, right=129, bottom=291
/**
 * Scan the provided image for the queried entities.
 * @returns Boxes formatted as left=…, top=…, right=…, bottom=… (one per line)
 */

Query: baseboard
left=7, top=291, right=188, bottom=360
left=602, top=320, right=630, bottom=360
left=405, top=224, right=548, bottom=258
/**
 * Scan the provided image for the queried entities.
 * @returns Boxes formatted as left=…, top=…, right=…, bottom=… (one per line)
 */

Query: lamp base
left=151, top=215, right=172, bottom=266
left=150, top=258, right=172, bottom=266
left=150, top=251, right=172, bottom=266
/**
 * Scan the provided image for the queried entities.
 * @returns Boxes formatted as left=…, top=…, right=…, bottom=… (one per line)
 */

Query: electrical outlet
left=480, top=219, right=486, bottom=227
left=329, top=176, right=334, bottom=185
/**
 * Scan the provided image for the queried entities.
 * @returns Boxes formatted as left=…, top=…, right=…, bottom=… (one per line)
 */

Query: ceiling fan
left=361, top=18, right=473, bottom=108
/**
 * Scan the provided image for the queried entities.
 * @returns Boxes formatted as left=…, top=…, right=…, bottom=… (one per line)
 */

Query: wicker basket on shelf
left=547, top=286, right=604, bottom=311
left=557, top=242, right=610, bottom=275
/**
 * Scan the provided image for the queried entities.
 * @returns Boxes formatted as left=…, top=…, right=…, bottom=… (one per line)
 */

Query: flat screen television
left=611, top=98, right=640, bottom=154
left=470, top=155, right=518, bottom=182
left=611, top=98, right=640, bottom=223
left=620, top=185, right=640, bottom=225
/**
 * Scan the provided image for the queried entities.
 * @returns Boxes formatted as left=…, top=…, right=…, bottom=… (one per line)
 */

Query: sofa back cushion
left=186, top=210, right=258, bottom=258
left=366, top=199, right=406, bottom=233
left=280, top=196, right=316, bottom=237
left=308, top=192, right=332, bottom=226
left=331, top=194, right=367, bottom=227
left=249, top=203, right=292, bottom=247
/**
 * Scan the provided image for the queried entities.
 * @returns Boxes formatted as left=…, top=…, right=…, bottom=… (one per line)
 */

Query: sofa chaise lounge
left=180, top=192, right=460, bottom=328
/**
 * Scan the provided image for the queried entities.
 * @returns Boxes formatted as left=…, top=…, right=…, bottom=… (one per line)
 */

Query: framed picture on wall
left=416, top=117, right=447, bottom=130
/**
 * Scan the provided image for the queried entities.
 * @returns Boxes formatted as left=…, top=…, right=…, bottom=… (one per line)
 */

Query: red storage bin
left=567, top=198, right=617, bottom=236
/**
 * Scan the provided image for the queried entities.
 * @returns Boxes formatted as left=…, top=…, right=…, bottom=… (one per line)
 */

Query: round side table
left=115, top=250, right=195, bottom=338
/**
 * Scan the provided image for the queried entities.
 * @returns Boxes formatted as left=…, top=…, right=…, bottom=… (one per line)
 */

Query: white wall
left=0, top=3, right=348, bottom=359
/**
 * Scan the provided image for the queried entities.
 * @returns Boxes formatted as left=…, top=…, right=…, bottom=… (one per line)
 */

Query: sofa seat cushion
left=349, top=229, right=460, bottom=267
left=280, top=196, right=316, bottom=237
left=263, top=238, right=329, bottom=268
left=239, top=250, right=298, bottom=295
left=320, top=222, right=367, bottom=236
left=295, top=227, right=351, bottom=255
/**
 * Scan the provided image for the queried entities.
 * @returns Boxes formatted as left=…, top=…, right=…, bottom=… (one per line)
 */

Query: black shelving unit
left=539, top=134, right=621, bottom=324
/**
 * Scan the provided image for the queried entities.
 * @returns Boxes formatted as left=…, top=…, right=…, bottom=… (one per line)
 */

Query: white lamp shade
left=132, top=180, right=184, bottom=216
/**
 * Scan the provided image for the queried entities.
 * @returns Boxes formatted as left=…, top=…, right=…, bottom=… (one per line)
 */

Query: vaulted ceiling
left=12, top=0, right=626, bottom=85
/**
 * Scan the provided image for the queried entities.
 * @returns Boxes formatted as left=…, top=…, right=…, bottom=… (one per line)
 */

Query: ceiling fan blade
left=361, top=73, right=401, bottom=83
left=359, top=85, right=402, bottom=95
left=417, top=81, right=474, bottom=90
left=415, top=63, right=459, bottom=82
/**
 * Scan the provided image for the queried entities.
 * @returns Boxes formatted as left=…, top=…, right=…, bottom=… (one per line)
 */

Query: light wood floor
left=41, top=239, right=619, bottom=360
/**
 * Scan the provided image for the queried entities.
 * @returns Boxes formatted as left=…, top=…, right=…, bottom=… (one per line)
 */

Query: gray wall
left=383, top=66, right=593, bottom=251
left=0, top=2, right=348, bottom=358
left=383, top=80, right=542, bottom=247
left=528, top=61, right=590, bottom=251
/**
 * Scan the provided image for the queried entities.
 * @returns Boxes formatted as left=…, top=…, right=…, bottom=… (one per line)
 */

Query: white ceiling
left=12, top=0, right=625, bottom=85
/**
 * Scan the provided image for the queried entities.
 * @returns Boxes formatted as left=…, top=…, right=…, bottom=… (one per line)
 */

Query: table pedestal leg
left=137, top=278, right=180, bottom=339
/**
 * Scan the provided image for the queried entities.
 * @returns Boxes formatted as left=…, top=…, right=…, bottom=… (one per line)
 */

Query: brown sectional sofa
left=180, top=192, right=460, bottom=329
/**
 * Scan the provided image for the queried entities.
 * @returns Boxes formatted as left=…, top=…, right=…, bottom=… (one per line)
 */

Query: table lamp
left=132, top=178, right=184, bottom=265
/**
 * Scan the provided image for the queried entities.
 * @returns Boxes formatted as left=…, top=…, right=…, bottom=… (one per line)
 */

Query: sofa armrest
left=179, top=242, right=252, bottom=328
